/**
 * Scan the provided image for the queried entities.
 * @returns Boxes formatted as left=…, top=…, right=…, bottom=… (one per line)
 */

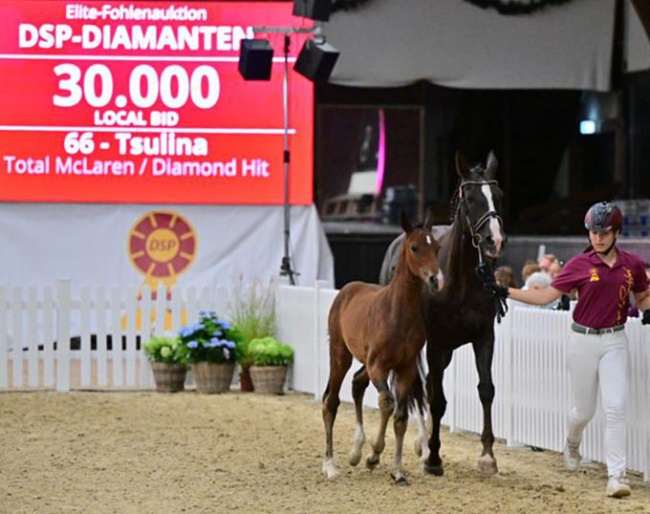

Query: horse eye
left=410, top=245, right=418, bottom=253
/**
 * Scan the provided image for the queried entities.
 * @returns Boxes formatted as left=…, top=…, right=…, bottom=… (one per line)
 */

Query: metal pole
left=252, top=26, right=320, bottom=285
left=280, top=33, right=295, bottom=285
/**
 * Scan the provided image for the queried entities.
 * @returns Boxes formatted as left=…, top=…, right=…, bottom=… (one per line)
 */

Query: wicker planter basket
left=150, top=362, right=187, bottom=393
left=249, top=366, right=288, bottom=395
left=192, top=362, right=235, bottom=394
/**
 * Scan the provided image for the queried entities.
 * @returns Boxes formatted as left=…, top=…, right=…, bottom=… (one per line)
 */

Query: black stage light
left=293, top=39, right=339, bottom=82
left=238, top=39, right=274, bottom=81
left=292, top=0, right=332, bottom=22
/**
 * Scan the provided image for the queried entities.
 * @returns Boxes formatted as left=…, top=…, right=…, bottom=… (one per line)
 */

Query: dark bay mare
left=379, top=151, right=506, bottom=476
left=323, top=211, right=441, bottom=485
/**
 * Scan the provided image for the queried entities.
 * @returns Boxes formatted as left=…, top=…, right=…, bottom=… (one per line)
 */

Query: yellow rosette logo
left=126, top=211, right=197, bottom=329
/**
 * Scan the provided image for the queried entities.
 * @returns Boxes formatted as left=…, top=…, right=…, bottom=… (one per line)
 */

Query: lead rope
left=474, top=259, right=508, bottom=323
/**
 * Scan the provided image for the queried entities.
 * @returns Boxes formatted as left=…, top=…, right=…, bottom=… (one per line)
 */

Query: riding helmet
left=584, top=201, right=623, bottom=232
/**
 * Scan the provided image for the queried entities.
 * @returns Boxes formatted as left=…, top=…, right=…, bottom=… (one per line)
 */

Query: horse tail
left=407, top=353, right=427, bottom=416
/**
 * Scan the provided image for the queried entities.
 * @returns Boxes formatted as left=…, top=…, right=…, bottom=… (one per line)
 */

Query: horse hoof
left=322, top=460, right=340, bottom=479
left=348, top=450, right=362, bottom=467
left=366, top=454, right=380, bottom=470
left=413, top=439, right=422, bottom=457
left=477, top=455, right=498, bottom=475
left=391, top=474, right=410, bottom=486
left=423, top=462, right=444, bottom=476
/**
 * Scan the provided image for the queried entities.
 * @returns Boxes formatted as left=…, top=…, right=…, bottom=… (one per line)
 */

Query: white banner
left=0, top=203, right=334, bottom=293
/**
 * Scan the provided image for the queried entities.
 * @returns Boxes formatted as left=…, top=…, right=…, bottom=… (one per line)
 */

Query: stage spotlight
left=292, top=0, right=332, bottom=22
left=293, top=39, right=339, bottom=82
left=238, top=39, right=274, bottom=81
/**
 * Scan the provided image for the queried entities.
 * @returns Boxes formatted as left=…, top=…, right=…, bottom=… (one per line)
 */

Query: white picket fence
left=0, top=279, right=235, bottom=391
left=2, top=279, right=649, bottom=480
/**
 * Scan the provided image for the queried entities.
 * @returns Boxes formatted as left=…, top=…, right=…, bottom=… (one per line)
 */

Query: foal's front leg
left=366, top=366, right=394, bottom=470
left=349, top=367, right=369, bottom=466
left=390, top=373, right=416, bottom=485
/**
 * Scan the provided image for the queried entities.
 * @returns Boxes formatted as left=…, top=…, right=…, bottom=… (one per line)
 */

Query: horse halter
left=457, top=179, right=503, bottom=265
left=458, top=178, right=508, bottom=321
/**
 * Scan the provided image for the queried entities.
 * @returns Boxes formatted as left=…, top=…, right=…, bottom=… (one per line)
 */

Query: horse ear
left=485, top=151, right=498, bottom=179
left=423, top=207, right=435, bottom=229
left=399, top=210, right=413, bottom=233
left=455, top=151, right=471, bottom=180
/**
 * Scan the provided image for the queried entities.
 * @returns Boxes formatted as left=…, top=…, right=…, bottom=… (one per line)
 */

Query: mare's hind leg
left=349, top=366, right=369, bottom=466
left=365, top=365, right=394, bottom=470
left=409, top=364, right=430, bottom=462
left=322, top=330, right=354, bottom=479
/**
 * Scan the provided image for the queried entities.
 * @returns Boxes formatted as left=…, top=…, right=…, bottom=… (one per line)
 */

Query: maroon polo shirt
left=551, top=248, right=649, bottom=329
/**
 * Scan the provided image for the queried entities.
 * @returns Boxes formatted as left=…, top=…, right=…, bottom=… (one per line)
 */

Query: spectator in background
left=521, top=271, right=556, bottom=309
left=495, top=265, right=518, bottom=288
left=539, top=253, right=558, bottom=273
left=521, top=260, right=541, bottom=284
left=523, top=271, right=552, bottom=291
left=548, top=257, right=571, bottom=310
left=549, top=258, right=565, bottom=280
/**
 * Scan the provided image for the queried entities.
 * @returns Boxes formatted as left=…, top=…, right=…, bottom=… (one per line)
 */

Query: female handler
left=489, top=201, right=650, bottom=498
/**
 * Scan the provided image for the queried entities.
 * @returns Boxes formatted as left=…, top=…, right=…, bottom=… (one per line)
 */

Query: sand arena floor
left=1, top=391, right=649, bottom=514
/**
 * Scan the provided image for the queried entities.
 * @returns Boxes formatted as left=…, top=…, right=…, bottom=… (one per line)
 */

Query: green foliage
left=229, top=279, right=276, bottom=369
left=248, top=337, right=294, bottom=367
left=142, top=334, right=183, bottom=364
left=177, top=311, right=243, bottom=364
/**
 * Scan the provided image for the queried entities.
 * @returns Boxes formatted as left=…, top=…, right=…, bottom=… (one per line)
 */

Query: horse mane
left=444, top=163, right=490, bottom=295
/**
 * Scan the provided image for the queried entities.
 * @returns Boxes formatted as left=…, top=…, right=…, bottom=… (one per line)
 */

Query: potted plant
left=178, top=310, right=243, bottom=394
left=142, top=334, right=187, bottom=393
left=229, top=278, right=277, bottom=392
left=247, top=336, right=294, bottom=395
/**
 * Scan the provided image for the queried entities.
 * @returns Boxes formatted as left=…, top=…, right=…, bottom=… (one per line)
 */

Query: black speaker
left=292, top=0, right=332, bottom=22
left=294, top=40, right=339, bottom=82
left=238, top=39, right=274, bottom=80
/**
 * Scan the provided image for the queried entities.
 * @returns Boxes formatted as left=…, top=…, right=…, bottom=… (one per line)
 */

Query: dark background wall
left=318, top=69, right=650, bottom=288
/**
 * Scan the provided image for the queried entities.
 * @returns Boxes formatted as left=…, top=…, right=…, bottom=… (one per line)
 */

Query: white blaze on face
left=481, top=184, right=503, bottom=254
left=426, top=234, right=432, bottom=245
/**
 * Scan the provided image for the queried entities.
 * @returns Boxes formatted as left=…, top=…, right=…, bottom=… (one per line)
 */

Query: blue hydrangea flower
left=187, top=340, right=199, bottom=349
left=179, top=326, right=194, bottom=338
left=219, top=320, right=232, bottom=330
left=225, top=340, right=236, bottom=349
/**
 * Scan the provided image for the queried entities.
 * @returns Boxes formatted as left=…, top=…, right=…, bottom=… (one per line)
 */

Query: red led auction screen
left=0, top=1, right=314, bottom=204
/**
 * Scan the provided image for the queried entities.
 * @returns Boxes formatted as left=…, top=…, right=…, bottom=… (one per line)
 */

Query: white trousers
left=566, top=330, right=628, bottom=477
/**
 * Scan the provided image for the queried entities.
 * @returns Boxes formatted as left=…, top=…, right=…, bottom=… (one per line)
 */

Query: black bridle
left=457, top=178, right=508, bottom=321
left=457, top=179, right=503, bottom=265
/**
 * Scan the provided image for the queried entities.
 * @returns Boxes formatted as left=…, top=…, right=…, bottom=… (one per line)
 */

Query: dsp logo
left=127, top=211, right=197, bottom=329
left=128, top=210, right=196, bottom=284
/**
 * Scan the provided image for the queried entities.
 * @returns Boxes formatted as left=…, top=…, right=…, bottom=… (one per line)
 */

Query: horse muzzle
left=425, top=274, right=439, bottom=293
left=482, top=233, right=506, bottom=259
